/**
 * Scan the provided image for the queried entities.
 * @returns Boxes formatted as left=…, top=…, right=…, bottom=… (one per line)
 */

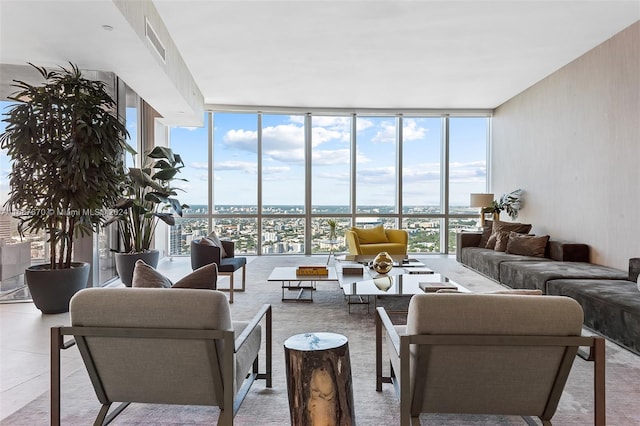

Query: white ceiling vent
left=145, top=18, right=166, bottom=63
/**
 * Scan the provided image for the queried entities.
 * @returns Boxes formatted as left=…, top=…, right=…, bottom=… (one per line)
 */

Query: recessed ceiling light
left=102, top=25, right=114, bottom=31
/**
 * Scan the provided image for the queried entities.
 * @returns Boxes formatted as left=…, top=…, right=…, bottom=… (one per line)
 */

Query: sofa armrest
left=548, top=241, right=590, bottom=262
left=345, top=230, right=361, bottom=255
left=385, top=229, right=408, bottom=245
left=456, top=232, right=482, bottom=263
left=457, top=232, right=482, bottom=248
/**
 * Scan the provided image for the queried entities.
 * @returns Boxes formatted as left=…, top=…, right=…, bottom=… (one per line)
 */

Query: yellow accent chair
left=345, top=224, right=408, bottom=255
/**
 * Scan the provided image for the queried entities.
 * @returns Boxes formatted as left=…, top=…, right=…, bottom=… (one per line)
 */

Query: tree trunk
left=284, top=332, right=355, bottom=426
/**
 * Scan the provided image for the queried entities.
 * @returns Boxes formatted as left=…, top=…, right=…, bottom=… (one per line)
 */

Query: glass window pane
left=213, top=113, right=258, bottom=211
left=261, top=217, right=304, bottom=254
left=261, top=114, right=305, bottom=212
left=214, top=217, right=257, bottom=255
left=403, top=117, right=442, bottom=214
left=125, top=106, right=137, bottom=168
left=169, top=217, right=209, bottom=256
left=311, top=115, right=351, bottom=211
left=403, top=218, right=442, bottom=253
left=170, top=113, right=210, bottom=214
left=355, top=116, right=397, bottom=213
left=449, top=117, right=489, bottom=214
left=311, top=216, right=349, bottom=254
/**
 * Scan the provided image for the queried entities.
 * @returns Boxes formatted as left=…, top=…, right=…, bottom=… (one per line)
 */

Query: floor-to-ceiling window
left=401, top=116, right=444, bottom=252
left=168, top=111, right=490, bottom=255
left=310, top=115, right=352, bottom=253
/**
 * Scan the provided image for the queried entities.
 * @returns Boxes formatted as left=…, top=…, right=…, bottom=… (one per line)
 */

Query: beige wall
left=492, top=21, right=639, bottom=271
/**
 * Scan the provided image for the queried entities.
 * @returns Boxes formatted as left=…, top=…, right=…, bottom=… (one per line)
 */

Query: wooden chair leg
left=241, top=264, right=246, bottom=291
left=229, top=273, right=234, bottom=303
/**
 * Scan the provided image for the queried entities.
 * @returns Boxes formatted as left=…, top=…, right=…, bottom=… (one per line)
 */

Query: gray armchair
left=51, top=287, right=272, bottom=426
left=191, top=239, right=246, bottom=303
left=376, top=293, right=605, bottom=425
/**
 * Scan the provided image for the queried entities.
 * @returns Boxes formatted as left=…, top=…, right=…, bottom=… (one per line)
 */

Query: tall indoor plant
left=0, top=63, right=129, bottom=313
left=106, top=146, right=187, bottom=286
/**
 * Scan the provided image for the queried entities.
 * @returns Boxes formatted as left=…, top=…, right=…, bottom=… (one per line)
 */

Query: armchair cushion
left=206, top=230, right=228, bottom=258
left=352, top=224, right=389, bottom=244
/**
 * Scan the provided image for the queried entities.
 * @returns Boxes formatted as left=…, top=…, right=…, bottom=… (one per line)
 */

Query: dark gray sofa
left=457, top=231, right=640, bottom=354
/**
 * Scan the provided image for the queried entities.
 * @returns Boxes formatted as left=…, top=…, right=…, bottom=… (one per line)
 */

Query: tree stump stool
left=284, top=332, right=355, bottom=426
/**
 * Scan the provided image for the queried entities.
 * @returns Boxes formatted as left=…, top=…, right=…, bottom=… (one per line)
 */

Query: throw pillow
left=172, top=263, right=218, bottom=290
left=207, top=230, right=228, bottom=258
left=485, top=230, right=510, bottom=250
left=506, top=232, right=550, bottom=257
left=478, top=220, right=493, bottom=247
left=493, top=231, right=511, bottom=252
left=352, top=224, right=388, bottom=244
left=131, top=259, right=173, bottom=288
left=484, top=220, right=532, bottom=249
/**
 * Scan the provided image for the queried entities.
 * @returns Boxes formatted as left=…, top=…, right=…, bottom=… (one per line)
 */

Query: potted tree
left=0, top=63, right=130, bottom=313
left=107, top=146, right=188, bottom=286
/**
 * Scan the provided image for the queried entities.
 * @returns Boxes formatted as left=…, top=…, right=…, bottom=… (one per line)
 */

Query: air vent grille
left=145, top=18, right=166, bottom=63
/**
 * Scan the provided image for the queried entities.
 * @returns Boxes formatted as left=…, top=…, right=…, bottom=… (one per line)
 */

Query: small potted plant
left=106, top=146, right=188, bottom=286
left=0, top=63, right=129, bottom=313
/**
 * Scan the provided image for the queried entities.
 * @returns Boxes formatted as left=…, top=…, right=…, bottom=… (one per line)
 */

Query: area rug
left=3, top=255, right=639, bottom=425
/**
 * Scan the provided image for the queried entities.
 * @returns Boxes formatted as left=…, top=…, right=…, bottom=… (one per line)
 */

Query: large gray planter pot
left=115, top=250, right=160, bottom=287
left=25, top=262, right=90, bottom=314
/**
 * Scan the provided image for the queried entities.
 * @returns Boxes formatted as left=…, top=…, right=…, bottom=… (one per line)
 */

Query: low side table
left=284, top=332, right=355, bottom=425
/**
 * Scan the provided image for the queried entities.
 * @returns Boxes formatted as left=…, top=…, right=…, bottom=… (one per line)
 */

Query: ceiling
left=1, top=1, right=639, bottom=126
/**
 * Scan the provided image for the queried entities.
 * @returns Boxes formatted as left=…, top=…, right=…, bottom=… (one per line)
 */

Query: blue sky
left=170, top=113, right=489, bottom=208
left=1, top=102, right=488, bottom=210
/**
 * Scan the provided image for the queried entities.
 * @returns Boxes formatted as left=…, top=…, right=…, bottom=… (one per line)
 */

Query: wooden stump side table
left=284, top=332, right=355, bottom=425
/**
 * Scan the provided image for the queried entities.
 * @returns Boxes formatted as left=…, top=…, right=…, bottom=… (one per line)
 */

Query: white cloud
left=312, top=148, right=350, bottom=165
left=371, top=121, right=396, bottom=143
left=263, top=165, right=290, bottom=174
left=190, top=162, right=208, bottom=170
left=215, top=160, right=257, bottom=174
left=403, top=119, right=428, bottom=141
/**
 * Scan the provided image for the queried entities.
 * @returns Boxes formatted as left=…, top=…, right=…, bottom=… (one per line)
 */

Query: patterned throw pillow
left=131, top=259, right=173, bottom=288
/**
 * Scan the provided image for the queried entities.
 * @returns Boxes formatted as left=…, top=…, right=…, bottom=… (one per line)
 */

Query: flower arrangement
left=487, top=189, right=523, bottom=220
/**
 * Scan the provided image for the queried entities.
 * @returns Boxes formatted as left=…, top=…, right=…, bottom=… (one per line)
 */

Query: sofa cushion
left=461, top=247, right=552, bottom=282
left=352, top=225, right=388, bottom=244
left=506, top=232, right=549, bottom=257
left=499, top=261, right=629, bottom=293
left=547, top=278, right=640, bottom=355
